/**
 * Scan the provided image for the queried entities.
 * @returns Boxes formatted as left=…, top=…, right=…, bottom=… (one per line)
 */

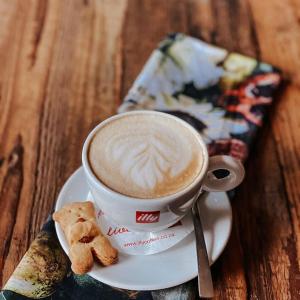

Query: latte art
left=88, top=113, right=204, bottom=198
left=111, top=133, right=191, bottom=190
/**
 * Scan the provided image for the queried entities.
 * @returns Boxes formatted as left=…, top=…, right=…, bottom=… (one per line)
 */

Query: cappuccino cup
left=82, top=111, right=245, bottom=232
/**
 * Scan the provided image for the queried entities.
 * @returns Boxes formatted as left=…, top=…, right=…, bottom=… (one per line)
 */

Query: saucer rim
left=55, top=167, right=232, bottom=291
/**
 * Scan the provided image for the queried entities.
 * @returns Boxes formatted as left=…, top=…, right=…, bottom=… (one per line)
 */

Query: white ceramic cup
left=82, top=111, right=245, bottom=232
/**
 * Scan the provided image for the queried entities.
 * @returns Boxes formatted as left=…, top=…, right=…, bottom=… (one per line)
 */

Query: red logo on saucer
left=136, top=211, right=160, bottom=223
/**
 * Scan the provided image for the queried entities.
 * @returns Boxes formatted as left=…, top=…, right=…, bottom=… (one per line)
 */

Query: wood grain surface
left=0, top=0, right=299, bottom=299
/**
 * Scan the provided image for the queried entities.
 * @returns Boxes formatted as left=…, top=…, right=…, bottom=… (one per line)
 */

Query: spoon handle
left=192, top=198, right=214, bottom=298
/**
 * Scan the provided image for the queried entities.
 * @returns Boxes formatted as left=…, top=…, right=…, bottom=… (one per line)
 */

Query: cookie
left=53, top=201, right=118, bottom=274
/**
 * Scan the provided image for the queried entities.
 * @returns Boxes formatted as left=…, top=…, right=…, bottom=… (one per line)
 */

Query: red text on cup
left=136, top=211, right=160, bottom=223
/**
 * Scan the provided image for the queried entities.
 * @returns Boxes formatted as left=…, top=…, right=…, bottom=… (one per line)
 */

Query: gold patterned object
left=4, top=231, right=69, bottom=299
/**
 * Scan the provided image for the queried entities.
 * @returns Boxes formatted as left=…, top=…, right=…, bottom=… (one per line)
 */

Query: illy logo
left=136, top=211, right=160, bottom=223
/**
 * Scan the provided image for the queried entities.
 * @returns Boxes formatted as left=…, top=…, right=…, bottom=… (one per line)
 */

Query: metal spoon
left=192, top=192, right=214, bottom=298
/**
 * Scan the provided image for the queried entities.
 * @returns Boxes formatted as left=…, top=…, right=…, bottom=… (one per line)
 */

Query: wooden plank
left=0, top=0, right=49, bottom=285
left=235, top=124, right=298, bottom=300
left=0, top=0, right=126, bottom=285
left=187, top=0, right=258, bottom=57
left=248, top=0, right=300, bottom=298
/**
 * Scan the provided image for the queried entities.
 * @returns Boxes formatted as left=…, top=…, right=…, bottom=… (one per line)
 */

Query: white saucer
left=55, top=167, right=232, bottom=291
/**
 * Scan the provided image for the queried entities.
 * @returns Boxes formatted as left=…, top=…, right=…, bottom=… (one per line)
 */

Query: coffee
left=88, top=113, right=204, bottom=199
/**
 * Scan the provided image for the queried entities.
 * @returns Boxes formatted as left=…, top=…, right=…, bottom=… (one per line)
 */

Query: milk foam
left=88, top=113, right=204, bottom=198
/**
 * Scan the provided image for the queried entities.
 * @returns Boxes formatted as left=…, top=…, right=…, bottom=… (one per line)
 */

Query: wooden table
left=0, top=0, right=299, bottom=299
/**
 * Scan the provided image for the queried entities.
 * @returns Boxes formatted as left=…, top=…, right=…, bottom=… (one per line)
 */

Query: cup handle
left=168, top=155, right=245, bottom=216
left=202, top=155, right=245, bottom=192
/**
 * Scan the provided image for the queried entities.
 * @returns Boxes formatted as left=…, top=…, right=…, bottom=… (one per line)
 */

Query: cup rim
left=82, top=110, right=209, bottom=205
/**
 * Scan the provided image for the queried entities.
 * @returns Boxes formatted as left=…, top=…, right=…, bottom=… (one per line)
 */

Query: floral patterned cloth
left=1, top=33, right=281, bottom=300
left=119, top=33, right=281, bottom=161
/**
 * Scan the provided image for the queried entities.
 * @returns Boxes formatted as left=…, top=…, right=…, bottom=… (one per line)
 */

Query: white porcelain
left=55, top=167, right=232, bottom=290
left=82, top=111, right=244, bottom=232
